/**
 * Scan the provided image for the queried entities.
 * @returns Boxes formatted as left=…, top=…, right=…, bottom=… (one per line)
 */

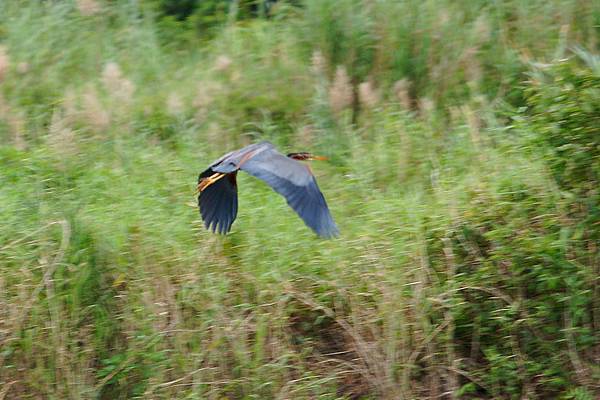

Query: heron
left=197, top=141, right=338, bottom=238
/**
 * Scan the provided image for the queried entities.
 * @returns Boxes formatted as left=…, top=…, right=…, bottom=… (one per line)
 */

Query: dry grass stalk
left=0, top=45, right=9, bottom=82
left=193, top=80, right=219, bottom=123
left=418, top=97, right=434, bottom=120
left=142, top=276, right=181, bottom=332
left=48, top=108, right=78, bottom=158
left=438, top=8, right=451, bottom=28
left=76, top=0, right=102, bottom=16
left=392, top=79, right=411, bottom=110
left=0, top=276, right=6, bottom=338
left=448, top=106, right=461, bottom=126
left=461, top=104, right=485, bottom=163
left=63, top=88, right=79, bottom=123
left=102, top=61, right=135, bottom=106
left=398, top=235, right=444, bottom=396
left=0, top=381, right=18, bottom=400
left=166, top=92, right=185, bottom=116
left=0, top=94, right=27, bottom=150
left=0, top=220, right=70, bottom=355
left=116, top=78, right=135, bottom=106
left=358, top=80, right=380, bottom=109
left=82, top=85, right=110, bottom=132
left=442, top=237, right=459, bottom=399
left=214, top=55, right=232, bottom=72
left=102, top=62, right=121, bottom=89
left=463, top=47, right=482, bottom=88
left=395, top=125, right=410, bottom=182
left=10, top=112, right=27, bottom=151
left=329, top=65, right=353, bottom=114
left=289, top=290, right=383, bottom=395
left=193, top=81, right=217, bottom=109
left=0, top=93, right=8, bottom=118
left=473, top=14, right=491, bottom=45
left=310, top=49, right=326, bottom=75
left=16, top=62, right=29, bottom=75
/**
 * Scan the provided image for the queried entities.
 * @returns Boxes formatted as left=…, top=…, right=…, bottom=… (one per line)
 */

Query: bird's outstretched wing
left=197, top=168, right=238, bottom=234
left=239, top=147, right=339, bottom=238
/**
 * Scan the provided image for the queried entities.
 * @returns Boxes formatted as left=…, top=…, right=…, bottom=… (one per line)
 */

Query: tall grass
left=0, top=0, right=599, bottom=398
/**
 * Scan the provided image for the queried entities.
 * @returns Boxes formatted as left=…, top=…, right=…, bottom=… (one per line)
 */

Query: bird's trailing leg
left=198, top=172, right=226, bottom=192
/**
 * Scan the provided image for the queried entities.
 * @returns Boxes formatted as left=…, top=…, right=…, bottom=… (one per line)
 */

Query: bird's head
left=287, top=152, right=328, bottom=161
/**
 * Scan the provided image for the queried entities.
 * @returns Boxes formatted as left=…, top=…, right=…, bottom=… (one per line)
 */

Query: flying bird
left=197, top=141, right=338, bottom=238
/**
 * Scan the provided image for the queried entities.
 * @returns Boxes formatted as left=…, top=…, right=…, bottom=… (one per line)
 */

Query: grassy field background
left=1, top=0, right=599, bottom=398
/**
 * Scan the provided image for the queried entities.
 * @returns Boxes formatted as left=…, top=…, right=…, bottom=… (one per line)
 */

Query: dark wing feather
left=240, top=149, right=338, bottom=238
left=198, top=169, right=238, bottom=234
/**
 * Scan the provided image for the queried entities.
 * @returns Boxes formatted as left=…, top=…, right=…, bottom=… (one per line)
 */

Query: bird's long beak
left=310, top=155, right=328, bottom=161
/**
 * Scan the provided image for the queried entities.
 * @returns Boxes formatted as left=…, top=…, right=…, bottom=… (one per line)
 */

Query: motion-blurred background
left=0, top=1, right=599, bottom=398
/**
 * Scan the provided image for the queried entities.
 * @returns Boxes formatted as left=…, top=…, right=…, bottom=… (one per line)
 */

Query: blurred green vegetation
left=0, top=0, right=599, bottom=399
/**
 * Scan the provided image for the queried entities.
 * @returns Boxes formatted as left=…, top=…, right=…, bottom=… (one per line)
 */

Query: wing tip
left=315, top=224, right=339, bottom=239
left=197, top=174, right=238, bottom=236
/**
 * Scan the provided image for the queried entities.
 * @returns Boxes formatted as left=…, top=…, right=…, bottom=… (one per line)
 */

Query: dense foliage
left=0, top=0, right=599, bottom=399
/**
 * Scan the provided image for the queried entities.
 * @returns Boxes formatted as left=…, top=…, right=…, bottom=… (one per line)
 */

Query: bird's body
left=197, top=141, right=338, bottom=238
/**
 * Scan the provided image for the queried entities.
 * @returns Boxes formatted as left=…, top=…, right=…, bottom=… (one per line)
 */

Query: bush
left=524, top=55, right=600, bottom=193
left=142, top=0, right=282, bottom=44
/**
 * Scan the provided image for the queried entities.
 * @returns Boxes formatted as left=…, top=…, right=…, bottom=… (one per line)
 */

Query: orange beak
left=310, top=155, right=328, bottom=161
